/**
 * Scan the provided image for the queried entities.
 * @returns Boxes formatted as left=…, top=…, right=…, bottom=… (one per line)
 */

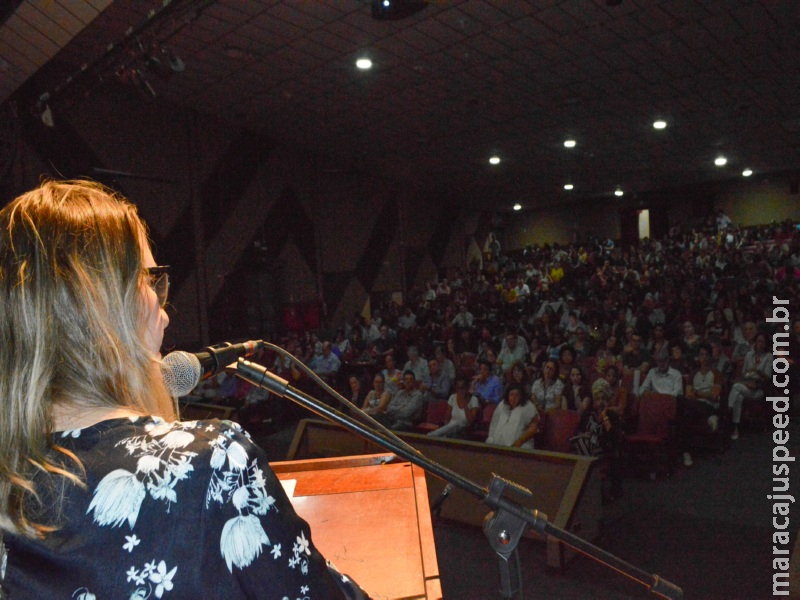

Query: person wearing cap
left=571, top=377, right=623, bottom=501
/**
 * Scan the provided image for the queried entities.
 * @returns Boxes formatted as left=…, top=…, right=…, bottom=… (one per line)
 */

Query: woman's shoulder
left=59, top=416, right=261, bottom=475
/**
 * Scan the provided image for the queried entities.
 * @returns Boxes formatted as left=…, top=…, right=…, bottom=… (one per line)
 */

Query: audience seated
left=347, top=374, right=368, bottom=409
left=361, top=372, right=392, bottom=416
left=727, top=332, right=772, bottom=440
left=423, top=357, right=452, bottom=402
left=486, top=384, right=540, bottom=449
left=561, top=365, right=592, bottom=415
left=428, top=377, right=481, bottom=439
left=578, top=378, right=624, bottom=501
left=312, top=341, right=341, bottom=385
left=639, top=349, right=683, bottom=399
left=403, top=345, right=430, bottom=388
left=531, top=359, right=564, bottom=413
left=249, top=217, right=797, bottom=499
left=373, top=370, right=424, bottom=432
left=496, top=332, right=527, bottom=374
left=469, top=359, right=504, bottom=405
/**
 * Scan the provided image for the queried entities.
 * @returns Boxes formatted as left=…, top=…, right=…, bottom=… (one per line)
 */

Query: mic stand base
left=483, top=474, right=541, bottom=600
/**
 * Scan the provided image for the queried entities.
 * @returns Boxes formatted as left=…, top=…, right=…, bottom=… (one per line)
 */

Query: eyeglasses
left=145, top=265, right=170, bottom=308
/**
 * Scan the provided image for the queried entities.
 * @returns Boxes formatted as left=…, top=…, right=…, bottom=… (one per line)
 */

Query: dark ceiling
left=2, top=0, right=800, bottom=209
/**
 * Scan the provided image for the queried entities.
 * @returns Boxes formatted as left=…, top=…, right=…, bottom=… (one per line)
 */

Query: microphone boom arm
left=229, top=358, right=683, bottom=600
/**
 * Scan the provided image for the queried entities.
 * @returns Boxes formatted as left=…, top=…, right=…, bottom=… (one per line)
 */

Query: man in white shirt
left=398, top=307, right=417, bottom=330
left=496, top=333, right=526, bottom=374
left=451, top=304, right=474, bottom=330
left=639, top=349, right=683, bottom=398
left=513, top=277, right=530, bottom=304
left=402, top=346, right=430, bottom=388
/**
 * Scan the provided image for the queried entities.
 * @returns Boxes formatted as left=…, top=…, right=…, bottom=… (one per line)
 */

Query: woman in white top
left=530, top=359, right=564, bottom=412
left=428, top=378, right=480, bottom=438
left=361, top=372, right=393, bottom=415
left=486, top=385, right=540, bottom=450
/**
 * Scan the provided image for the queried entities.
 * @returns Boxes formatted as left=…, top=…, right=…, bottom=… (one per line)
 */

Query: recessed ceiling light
left=564, top=139, right=576, bottom=148
left=614, top=187, right=624, bottom=197
left=513, top=203, right=522, bottom=211
left=742, top=168, right=753, bottom=177
left=489, top=156, right=501, bottom=165
left=653, top=120, right=667, bottom=129
left=564, top=184, right=574, bottom=190
left=714, top=156, right=727, bottom=166
left=356, top=58, right=372, bottom=70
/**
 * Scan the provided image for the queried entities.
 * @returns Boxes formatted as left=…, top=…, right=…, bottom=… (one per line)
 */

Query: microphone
left=160, top=340, right=265, bottom=397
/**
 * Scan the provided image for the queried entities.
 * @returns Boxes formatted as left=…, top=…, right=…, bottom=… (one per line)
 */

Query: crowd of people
left=192, top=215, right=800, bottom=500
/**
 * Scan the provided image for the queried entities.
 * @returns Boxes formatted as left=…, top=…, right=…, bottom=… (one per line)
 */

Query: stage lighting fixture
left=371, top=0, right=429, bottom=20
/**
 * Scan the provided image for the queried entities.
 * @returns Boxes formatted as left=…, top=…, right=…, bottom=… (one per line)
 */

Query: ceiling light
left=742, top=169, right=753, bottom=177
left=714, top=156, right=727, bottom=166
left=614, top=187, right=624, bottom=197
left=356, top=58, right=372, bottom=70
left=564, top=184, right=574, bottom=190
left=513, top=203, right=522, bottom=211
left=653, top=120, right=667, bottom=129
left=371, top=0, right=430, bottom=21
left=489, top=156, right=500, bottom=165
left=564, top=139, right=576, bottom=148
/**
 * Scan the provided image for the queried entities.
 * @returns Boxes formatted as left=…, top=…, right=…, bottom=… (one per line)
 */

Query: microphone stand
left=229, top=357, right=683, bottom=600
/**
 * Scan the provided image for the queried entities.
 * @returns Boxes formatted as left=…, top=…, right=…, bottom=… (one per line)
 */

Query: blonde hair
left=0, top=179, right=176, bottom=538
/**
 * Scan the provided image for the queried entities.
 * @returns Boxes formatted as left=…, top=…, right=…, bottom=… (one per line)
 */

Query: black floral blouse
left=2, top=417, right=367, bottom=599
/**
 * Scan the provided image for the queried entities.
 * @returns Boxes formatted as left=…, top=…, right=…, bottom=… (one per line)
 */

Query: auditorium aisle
left=255, top=420, right=798, bottom=599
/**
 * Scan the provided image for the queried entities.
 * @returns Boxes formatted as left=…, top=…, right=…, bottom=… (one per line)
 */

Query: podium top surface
left=271, top=454, right=442, bottom=600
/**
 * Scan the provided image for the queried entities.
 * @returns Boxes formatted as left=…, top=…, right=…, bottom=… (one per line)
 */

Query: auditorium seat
left=467, top=402, right=496, bottom=442
left=541, top=409, right=580, bottom=454
left=415, top=400, right=450, bottom=434
left=623, top=392, right=677, bottom=478
left=458, top=352, right=477, bottom=378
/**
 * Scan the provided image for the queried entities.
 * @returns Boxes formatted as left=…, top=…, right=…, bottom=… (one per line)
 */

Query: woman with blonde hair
left=0, top=180, right=363, bottom=598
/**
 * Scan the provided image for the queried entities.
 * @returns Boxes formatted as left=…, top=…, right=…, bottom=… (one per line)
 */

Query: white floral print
left=219, top=514, right=270, bottom=572
left=87, top=469, right=146, bottom=528
left=123, top=534, right=141, bottom=552
left=125, top=559, right=177, bottom=598
left=27, top=417, right=357, bottom=599
left=206, top=426, right=285, bottom=572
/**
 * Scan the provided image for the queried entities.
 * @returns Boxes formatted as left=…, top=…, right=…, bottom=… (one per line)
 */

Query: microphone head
left=160, top=351, right=202, bottom=397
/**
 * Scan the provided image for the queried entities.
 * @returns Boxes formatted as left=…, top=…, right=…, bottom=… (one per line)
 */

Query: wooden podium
left=270, top=453, right=443, bottom=600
